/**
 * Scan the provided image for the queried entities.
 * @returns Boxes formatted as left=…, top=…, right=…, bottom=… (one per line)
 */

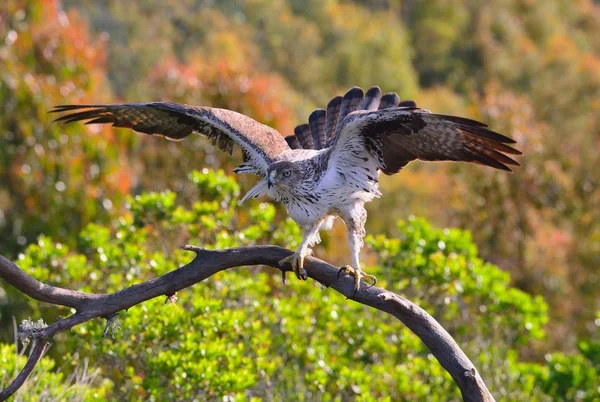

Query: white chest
left=285, top=197, right=327, bottom=226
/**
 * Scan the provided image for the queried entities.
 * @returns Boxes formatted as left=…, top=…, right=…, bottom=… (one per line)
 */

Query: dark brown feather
left=464, top=132, right=522, bottom=155
left=463, top=142, right=513, bottom=171
left=450, top=120, right=516, bottom=144
left=294, top=124, right=314, bottom=149
left=324, top=96, right=342, bottom=146
left=333, top=87, right=364, bottom=142
left=380, top=135, right=415, bottom=174
left=308, top=109, right=327, bottom=150
left=359, top=86, right=382, bottom=111
left=285, top=135, right=302, bottom=149
left=342, top=107, right=522, bottom=174
left=293, top=87, right=401, bottom=150
left=398, top=100, right=417, bottom=108
left=51, top=102, right=290, bottom=167
left=378, top=93, right=400, bottom=109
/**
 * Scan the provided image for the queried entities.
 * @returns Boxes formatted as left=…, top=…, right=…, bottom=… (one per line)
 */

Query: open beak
left=267, top=177, right=274, bottom=189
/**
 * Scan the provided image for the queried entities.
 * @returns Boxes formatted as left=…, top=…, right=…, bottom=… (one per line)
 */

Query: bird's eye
left=284, top=170, right=291, bottom=177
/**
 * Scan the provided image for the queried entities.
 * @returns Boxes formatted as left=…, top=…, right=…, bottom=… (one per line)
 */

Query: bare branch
left=0, top=246, right=495, bottom=401
left=0, top=339, right=50, bottom=401
left=0, top=255, right=98, bottom=309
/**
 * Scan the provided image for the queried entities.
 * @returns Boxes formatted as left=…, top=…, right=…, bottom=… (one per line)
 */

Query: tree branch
left=0, top=246, right=495, bottom=401
left=0, top=339, right=49, bottom=401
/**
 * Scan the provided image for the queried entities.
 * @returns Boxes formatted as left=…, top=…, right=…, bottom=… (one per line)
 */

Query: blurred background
left=1, top=0, right=599, bottom=400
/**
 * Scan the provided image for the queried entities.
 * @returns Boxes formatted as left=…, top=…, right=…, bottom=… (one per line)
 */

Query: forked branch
left=0, top=246, right=495, bottom=402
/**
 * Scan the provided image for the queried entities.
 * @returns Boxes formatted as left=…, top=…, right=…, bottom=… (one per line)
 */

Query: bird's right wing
left=317, top=86, right=521, bottom=175
left=337, top=107, right=521, bottom=174
left=51, top=102, right=290, bottom=176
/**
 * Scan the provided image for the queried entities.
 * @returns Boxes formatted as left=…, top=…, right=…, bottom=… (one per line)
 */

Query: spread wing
left=51, top=102, right=290, bottom=176
left=340, top=108, right=521, bottom=174
left=317, top=87, right=521, bottom=175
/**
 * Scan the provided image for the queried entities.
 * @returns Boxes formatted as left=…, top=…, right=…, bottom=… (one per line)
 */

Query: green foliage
left=5, top=170, right=597, bottom=400
left=3, top=0, right=599, bottom=351
left=0, top=342, right=112, bottom=401
left=531, top=353, right=599, bottom=401
left=2, top=0, right=600, bottom=400
left=368, top=218, right=548, bottom=345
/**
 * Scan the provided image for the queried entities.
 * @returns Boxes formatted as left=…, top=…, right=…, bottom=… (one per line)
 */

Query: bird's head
left=266, top=161, right=302, bottom=191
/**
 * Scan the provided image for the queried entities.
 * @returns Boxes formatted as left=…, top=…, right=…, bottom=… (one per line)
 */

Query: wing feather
left=334, top=107, right=521, bottom=174
left=51, top=102, right=290, bottom=175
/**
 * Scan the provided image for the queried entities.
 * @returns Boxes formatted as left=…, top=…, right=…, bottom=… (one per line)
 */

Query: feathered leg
left=279, top=221, right=321, bottom=281
left=339, top=203, right=377, bottom=291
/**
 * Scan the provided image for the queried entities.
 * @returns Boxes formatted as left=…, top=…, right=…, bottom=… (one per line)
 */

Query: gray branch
left=0, top=339, right=49, bottom=401
left=0, top=246, right=495, bottom=402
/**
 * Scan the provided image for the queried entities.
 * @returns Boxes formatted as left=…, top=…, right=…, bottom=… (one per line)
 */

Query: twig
left=0, top=245, right=495, bottom=402
left=0, top=339, right=49, bottom=401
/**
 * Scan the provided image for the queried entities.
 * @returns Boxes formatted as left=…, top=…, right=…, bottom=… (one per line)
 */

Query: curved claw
left=278, top=252, right=308, bottom=281
left=364, top=273, right=377, bottom=287
left=337, top=265, right=377, bottom=292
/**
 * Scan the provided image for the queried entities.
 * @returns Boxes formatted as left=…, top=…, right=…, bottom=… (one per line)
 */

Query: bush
left=6, top=169, right=597, bottom=400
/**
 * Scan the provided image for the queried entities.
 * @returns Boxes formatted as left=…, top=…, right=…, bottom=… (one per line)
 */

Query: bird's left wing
left=336, top=107, right=522, bottom=175
left=51, top=102, right=290, bottom=175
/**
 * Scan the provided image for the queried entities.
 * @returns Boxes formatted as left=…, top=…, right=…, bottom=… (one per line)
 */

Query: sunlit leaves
left=7, top=170, right=597, bottom=399
left=0, top=343, right=113, bottom=400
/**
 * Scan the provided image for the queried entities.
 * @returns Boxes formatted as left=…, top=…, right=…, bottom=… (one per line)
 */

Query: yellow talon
left=279, top=252, right=308, bottom=281
left=337, top=265, right=377, bottom=291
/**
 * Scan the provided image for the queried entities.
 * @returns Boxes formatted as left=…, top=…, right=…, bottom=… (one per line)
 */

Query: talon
left=281, top=270, right=288, bottom=285
left=365, top=274, right=377, bottom=287
left=278, top=252, right=308, bottom=281
left=337, top=266, right=347, bottom=279
left=338, top=265, right=355, bottom=279
left=298, top=268, right=307, bottom=280
left=337, top=265, right=377, bottom=292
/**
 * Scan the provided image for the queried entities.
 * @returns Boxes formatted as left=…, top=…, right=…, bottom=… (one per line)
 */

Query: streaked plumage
left=52, top=86, right=521, bottom=289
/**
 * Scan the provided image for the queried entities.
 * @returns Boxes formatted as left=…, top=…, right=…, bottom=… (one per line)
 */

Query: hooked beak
left=267, top=176, right=275, bottom=189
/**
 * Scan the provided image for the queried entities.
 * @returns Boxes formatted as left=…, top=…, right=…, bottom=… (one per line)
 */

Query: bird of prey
left=52, top=86, right=521, bottom=290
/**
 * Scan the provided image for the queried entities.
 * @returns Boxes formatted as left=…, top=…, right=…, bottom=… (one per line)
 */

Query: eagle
left=52, top=86, right=521, bottom=290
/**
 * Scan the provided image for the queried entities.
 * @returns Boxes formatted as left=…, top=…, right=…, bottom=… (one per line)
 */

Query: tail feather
left=308, top=109, right=327, bottom=150
left=284, top=135, right=302, bottom=149
left=332, top=87, right=365, bottom=144
left=379, top=93, right=401, bottom=109
left=359, top=86, right=382, bottom=111
left=294, top=124, right=314, bottom=149
left=288, top=86, right=405, bottom=150
left=324, top=96, right=343, bottom=146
